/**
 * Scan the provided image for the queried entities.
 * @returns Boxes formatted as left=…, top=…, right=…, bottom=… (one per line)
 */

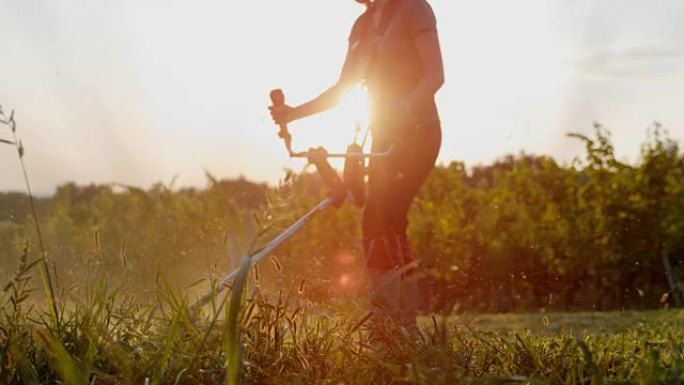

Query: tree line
left=1, top=123, right=682, bottom=312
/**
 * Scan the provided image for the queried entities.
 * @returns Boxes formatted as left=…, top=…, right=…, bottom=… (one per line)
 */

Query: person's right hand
left=268, top=104, right=295, bottom=126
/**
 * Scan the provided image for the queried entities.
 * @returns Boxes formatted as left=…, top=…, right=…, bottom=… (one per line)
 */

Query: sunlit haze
left=2, top=0, right=683, bottom=193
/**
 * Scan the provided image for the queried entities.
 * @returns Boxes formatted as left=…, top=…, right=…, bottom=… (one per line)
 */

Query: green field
left=455, top=309, right=684, bottom=336
left=3, top=266, right=684, bottom=385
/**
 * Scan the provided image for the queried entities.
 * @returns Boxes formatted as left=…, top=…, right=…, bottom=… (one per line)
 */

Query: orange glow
left=338, top=274, right=353, bottom=290
left=335, top=250, right=357, bottom=267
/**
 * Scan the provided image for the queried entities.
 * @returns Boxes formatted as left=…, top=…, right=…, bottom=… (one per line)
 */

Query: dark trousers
left=362, top=120, right=441, bottom=325
left=363, top=120, right=441, bottom=269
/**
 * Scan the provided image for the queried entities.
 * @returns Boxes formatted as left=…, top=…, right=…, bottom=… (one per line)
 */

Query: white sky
left=1, top=0, right=684, bottom=194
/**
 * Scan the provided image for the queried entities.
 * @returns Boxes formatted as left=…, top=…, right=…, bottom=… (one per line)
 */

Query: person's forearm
left=290, top=83, right=346, bottom=122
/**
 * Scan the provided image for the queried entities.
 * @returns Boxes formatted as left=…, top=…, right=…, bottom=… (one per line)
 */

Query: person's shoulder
left=396, top=0, right=437, bottom=32
left=352, top=6, right=372, bottom=27
left=349, top=7, right=372, bottom=42
left=397, top=0, right=435, bottom=13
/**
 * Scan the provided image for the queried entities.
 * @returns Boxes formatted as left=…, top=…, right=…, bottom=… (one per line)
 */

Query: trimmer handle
left=270, top=89, right=285, bottom=107
left=269, top=89, right=290, bottom=141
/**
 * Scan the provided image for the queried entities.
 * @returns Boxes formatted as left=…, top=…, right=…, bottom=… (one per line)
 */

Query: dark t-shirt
left=348, top=0, right=440, bottom=128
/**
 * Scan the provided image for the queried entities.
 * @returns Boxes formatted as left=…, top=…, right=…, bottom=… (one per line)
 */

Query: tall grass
left=3, top=107, right=684, bottom=383
left=0, top=195, right=682, bottom=383
left=3, top=256, right=684, bottom=384
left=1, top=107, right=59, bottom=328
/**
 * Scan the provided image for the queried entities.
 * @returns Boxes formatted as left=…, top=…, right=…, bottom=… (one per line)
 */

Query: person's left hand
left=268, top=104, right=295, bottom=126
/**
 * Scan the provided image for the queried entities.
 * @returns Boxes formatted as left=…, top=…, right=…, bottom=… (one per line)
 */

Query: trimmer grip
left=269, top=89, right=289, bottom=141
left=270, top=89, right=285, bottom=107
left=343, top=143, right=366, bottom=207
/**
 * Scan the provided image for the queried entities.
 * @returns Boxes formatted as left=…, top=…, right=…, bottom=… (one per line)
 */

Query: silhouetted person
left=270, top=0, right=444, bottom=334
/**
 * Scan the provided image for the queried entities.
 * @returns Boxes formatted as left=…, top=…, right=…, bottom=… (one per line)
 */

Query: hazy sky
left=2, top=0, right=684, bottom=194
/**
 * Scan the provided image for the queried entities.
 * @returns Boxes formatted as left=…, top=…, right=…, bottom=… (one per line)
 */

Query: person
left=269, top=0, right=444, bottom=333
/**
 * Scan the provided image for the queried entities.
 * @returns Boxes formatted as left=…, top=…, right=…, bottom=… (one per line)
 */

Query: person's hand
left=305, top=146, right=328, bottom=165
left=268, top=104, right=295, bottom=126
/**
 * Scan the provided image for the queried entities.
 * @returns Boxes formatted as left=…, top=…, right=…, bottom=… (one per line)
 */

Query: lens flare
left=335, top=250, right=356, bottom=266
left=338, top=85, right=370, bottom=131
left=338, top=274, right=352, bottom=289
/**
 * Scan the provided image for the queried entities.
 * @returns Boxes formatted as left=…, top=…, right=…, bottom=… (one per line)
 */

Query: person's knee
left=364, top=229, right=416, bottom=269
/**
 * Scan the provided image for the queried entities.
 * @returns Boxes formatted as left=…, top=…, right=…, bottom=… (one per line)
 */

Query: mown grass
left=2, top=253, right=684, bottom=385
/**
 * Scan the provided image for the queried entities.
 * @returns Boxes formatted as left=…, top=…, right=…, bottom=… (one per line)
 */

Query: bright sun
left=289, top=84, right=372, bottom=158
left=337, top=85, right=371, bottom=133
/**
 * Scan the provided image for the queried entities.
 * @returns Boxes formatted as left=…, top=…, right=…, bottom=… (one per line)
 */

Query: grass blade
left=224, top=256, right=251, bottom=385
